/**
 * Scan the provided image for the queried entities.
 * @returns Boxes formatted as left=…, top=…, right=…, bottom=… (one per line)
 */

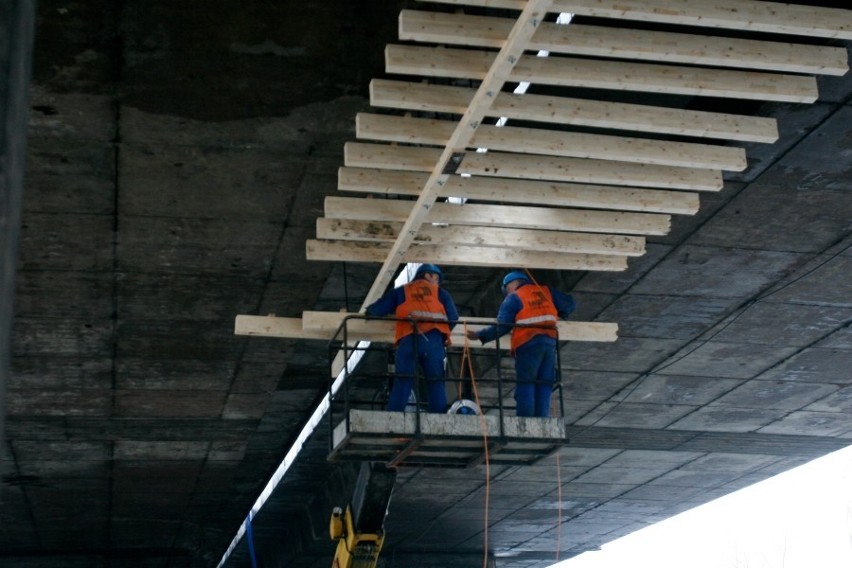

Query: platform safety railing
left=326, top=314, right=566, bottom=464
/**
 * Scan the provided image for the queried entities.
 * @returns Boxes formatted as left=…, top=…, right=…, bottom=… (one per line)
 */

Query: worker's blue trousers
left=514, top=339, right=557, bottom=417
left=387, top=330, right=448, bottom=413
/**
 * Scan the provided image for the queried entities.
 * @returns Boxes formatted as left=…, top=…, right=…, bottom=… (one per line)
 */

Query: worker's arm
left=471, top=294, right=521, bottom=344
left=365, top=287, right=403, bottom=317
left=438, top=287, right=460, bottom=330
left=550, top=286, right=577, bottom=319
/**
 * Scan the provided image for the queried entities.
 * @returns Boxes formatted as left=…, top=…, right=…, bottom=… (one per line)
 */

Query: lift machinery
left=329, top=462, right=397, bottom=568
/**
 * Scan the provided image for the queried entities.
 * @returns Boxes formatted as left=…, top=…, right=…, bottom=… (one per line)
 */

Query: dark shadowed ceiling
left=2, top=1, right=851, bottom=567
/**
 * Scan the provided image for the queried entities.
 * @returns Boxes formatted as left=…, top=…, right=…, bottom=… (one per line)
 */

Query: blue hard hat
left=501, top=270, right=530, bottom=294
left=415, top=263, right=443, bottom=283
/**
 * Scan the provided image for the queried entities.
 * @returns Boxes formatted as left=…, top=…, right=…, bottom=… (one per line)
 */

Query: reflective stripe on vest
left=516, top=314, right=558, bottom=325
left=408, top=310, right=448, bottom=321
left=394, top=280, right=451, bottom=344
left=511, top=285, right=558, bottom=353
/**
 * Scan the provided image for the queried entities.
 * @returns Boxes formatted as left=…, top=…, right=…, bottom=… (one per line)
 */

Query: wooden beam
left=356, top=112, right=747, bottom=171
left=386, top=44, right=819, bottom=103
left=234, top=313, right=620, bottom=344
left=417, top=0, right=852, bottom=40
left=234, top=314, right=388, bottom=342
left=338, top=167, right=700, bottom=215
left=323, top=196, right=671, bottom=235
left=400, top=10, right=849, bottom=75
left=461, top=151, right=723, bottom=191
left=306, top=239, right=629, bottom=271
left=302, top=311, right=619, bottom=343
left=345, top=142, right=438, bottom=172
left=316, top=218, right=647, bottom=256
left=363, top=0, right=555, bottom=309
left=345, top=142, right=723, bottom=191
left=531, top=21, right=849, bottom=77
left=369, top=79, right=779, bottom=143
left=554, top=0, right=852, bottom=40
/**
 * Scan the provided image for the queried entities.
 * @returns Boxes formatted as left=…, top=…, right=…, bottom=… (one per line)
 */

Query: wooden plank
left=362, top=0, right=554, bottom=308
left=302, top=311, right=619, bottom=343
left=345, top=142, right=722, bottom=191
left=235, top=314, right=305, bottom=338
left=417, top=0, right=852, bottom=40
left=233, top=314, right=368, bottom=341
left=386, top=44, right=819, bottom=103
left=235, top=312, right=618, bottom=346
left=461, top=151, right=723, bottom=191
left=554, top=0, right=852, bottom=40
left=323, top=196, right=671, bottom=235
left=235, top=313, right=616, bottom=346
left=234, top=314, right=393, bottom=343
left=338, top=167, right=700, bottom=215
left=356, top=112, right=747, bottom=171
left=400, top=10, right=849, bottom=75
left=530, top=22, right=849, bottom=77
left=370, top=79, right=779, bottom=143
left=345, top=142, right=440, bottom=172
left=306, top=239, right=629, bottom=271
left=316, top=218, right=647, bottom=256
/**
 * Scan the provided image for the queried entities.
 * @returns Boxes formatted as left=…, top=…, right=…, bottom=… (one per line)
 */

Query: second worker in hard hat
left=366, top=264, right=459, bottom=413
left=467, top=270, right=576, bottom=418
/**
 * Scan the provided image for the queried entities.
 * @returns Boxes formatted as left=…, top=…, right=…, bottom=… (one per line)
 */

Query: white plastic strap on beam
left=216, top=265, right=418, bottom=567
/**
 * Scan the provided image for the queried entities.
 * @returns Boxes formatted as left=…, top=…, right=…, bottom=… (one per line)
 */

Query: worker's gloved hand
left=465, top=330, right=478, bottom=340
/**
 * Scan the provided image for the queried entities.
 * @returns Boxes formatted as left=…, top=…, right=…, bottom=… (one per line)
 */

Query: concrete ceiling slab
left=755, top=347, right=852, bottom=383
left=669, top=406, right=789, bottom=432
left=598, top=294, right=738, bottom=339
left=656, top=340, right=803, bottom=379
left=759, top=410, right=852, bottom=437
left=4, top=1, right=852, bottom=567
left=615, top=374, right=743, bottom=405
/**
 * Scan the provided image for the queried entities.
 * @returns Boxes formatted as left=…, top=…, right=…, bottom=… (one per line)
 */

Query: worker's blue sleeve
left=438, top=288, right=459, bottom=330
left=549, top=286, right=577, bottom=319
left=365, top=287, right=404, bottom=317
left=476, top=293, right=523, bottom=344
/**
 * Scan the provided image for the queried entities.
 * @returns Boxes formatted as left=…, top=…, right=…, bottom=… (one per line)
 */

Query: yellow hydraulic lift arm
left=329, top=463, right=397, bottom=568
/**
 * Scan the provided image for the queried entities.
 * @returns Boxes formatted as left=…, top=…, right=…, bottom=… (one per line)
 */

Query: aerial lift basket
left=326, top=316, right=568, bottom=468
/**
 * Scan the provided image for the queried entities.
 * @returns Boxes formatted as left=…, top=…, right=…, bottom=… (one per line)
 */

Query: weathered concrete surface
left=2, top=1, right=851, bottom=567
left=1, top=0, right=36, bottom=474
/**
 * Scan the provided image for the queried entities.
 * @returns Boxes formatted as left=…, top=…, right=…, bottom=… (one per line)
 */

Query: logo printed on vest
left=411, top=283, right=433, bottom=302
left=529, top=290, right=549, bottom=308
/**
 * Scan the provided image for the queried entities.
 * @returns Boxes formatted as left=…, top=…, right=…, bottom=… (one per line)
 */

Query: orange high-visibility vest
left=394, top=280, right=450, bottom=344
left=511, top=285, right=558, bottom=353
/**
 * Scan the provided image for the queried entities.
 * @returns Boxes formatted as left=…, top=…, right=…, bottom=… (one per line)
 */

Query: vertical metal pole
left=556, top=337, right=564, bottom=419
left=343, top=318, right=350, bottom=432
left=495, top=335, right=505, bottom=439
left=327, top=327, right=337, bottom=455
left=412, top=320, right=421, bottom=436
left=0, top=0, right=36, bottom=460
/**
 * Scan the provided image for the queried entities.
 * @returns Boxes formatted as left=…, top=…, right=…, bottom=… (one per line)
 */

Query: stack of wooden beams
left=307, top=0, right=850, bottom=300
left=239, top=0, right=851, bottom=345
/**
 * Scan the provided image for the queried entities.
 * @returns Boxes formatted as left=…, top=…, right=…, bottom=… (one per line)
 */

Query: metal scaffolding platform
left=329, top=409, right=565, bottom=468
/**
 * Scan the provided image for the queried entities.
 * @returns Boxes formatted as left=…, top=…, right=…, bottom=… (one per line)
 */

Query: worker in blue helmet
left=366, top=264, right=459, bottom=413
left=467, top=270, right=576, bottom=417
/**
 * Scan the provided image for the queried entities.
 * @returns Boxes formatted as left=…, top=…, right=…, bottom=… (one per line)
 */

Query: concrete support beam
left=0, top=0, right=36, bottom=459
